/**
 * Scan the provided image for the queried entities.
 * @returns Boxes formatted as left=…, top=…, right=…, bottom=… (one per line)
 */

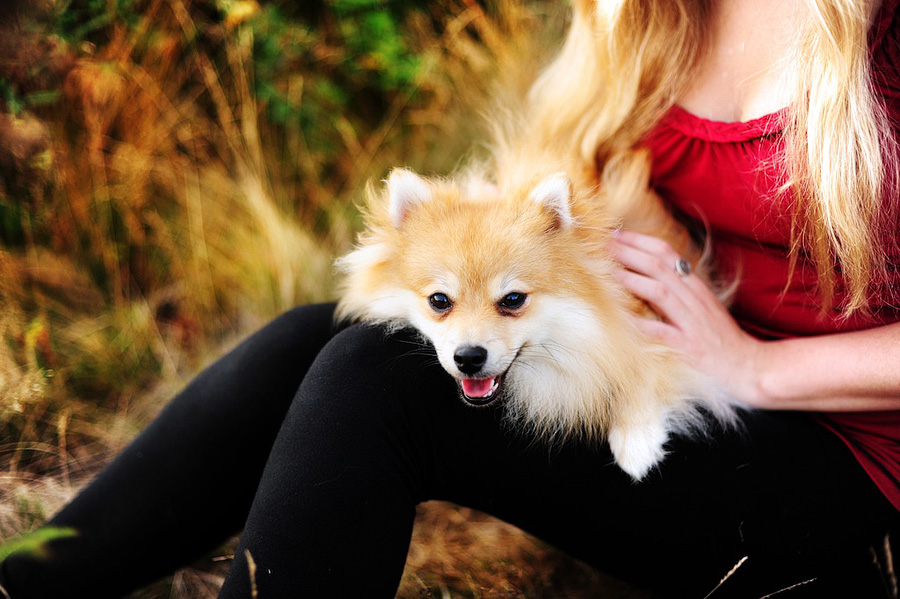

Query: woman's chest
left=643, top=109, right=793, bottom=248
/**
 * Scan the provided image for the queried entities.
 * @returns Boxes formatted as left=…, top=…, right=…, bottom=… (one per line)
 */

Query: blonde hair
left=524, top=0, right=897, bottom=314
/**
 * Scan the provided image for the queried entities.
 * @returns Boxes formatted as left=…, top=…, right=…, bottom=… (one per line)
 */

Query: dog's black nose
left=454, top=345, right=488, bottom=375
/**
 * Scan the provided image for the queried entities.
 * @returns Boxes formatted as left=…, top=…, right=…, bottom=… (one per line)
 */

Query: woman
left=2, top=0, right=899, bottom=597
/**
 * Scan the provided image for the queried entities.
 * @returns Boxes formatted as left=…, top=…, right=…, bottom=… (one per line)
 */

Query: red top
left=641, top=0, right=900, bottom=510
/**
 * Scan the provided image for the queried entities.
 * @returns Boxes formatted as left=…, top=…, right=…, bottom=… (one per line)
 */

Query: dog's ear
left=529, top=172, right=573, bottom=230
left=386, top=168, right=432, bottom=228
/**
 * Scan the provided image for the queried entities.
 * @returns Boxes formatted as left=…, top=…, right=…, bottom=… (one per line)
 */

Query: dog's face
left=409, top=267, right=535, bottom=405
left=376, top=169, right=601, bottom=406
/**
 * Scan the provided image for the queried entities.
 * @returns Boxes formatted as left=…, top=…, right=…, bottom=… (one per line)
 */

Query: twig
left=871, top=543, right=896, bottom=599
left=886, top=533, right=898, bottom=599
left=758, top=577, right=817, bottom=598
left=245, top=549, right=258, bottom=599
left=57, top=408, right=70, bottom=487
left=702, top=555, right=749, bottom=599
left=211, top=553, right=235, bottom=562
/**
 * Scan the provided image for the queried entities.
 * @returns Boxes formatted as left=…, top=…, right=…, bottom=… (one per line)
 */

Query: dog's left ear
left=530, top=172, right=574, bottom=230
left=386, top=168, right=432, bottom=228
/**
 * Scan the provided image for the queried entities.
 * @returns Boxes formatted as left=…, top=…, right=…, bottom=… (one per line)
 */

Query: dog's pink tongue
left=461, top=378, right=495, bottom=398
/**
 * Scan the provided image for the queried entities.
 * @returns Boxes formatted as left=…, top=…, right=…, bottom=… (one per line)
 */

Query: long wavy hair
left=523, top=0, right=898, bottom=314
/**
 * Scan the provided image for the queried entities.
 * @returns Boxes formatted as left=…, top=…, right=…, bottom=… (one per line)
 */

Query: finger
left=611, top=240, right=675, bottom=277
left=613, top=268, right=699, bottom=329
left=614, top=229, right=676, bottom=253
left=610, top=237, right=712, bottom=304
left=625, top=313, right=685, bottom=351
left=614, top=230, right=702, bottom=284
left=611, top=241, right=704, bottom=312
left=612, top=236, right=694, bottom=284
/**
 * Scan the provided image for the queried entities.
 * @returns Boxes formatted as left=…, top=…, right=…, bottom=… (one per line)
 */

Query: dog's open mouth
left=459, top=375, right=503, bottom=406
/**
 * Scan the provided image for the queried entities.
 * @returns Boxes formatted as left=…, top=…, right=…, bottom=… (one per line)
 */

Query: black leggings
left=1, top=303, right=896, bottom=598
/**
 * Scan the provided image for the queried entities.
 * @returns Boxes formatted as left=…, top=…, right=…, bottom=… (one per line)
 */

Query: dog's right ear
left=530, top=172, right=574, bottom=230
left=386, top=168, right=432, bottom=228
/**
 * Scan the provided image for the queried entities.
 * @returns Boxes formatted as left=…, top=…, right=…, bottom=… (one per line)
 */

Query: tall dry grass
left=0, top=0, right=498, bottom=473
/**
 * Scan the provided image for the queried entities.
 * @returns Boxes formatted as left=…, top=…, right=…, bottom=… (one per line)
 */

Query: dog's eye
left=428, top=293, right=453, bottom=312
left=498, top=292, right=527, bottom=311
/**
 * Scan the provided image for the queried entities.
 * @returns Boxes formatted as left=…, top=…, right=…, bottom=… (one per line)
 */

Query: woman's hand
left=611, top=229, right=900, bottom=412
left=610, top=230, right=766, bottom=407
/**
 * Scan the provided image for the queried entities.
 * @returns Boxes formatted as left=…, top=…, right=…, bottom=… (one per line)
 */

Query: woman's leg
left=216, top=323, right=896, bottom=598
left=217, top=323, right=457, bottom=597
left=453, top=409, right=897, bottom=598
left=0, top=303, right=339, bottom=598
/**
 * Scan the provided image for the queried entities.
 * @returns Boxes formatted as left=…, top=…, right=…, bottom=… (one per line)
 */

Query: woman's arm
left=751, top=322, right=900, bottom=411
left=610, top=229, right=900, bottom=412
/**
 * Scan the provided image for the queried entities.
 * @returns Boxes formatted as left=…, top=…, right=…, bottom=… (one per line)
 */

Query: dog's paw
left=607, top=420, right=668, bottom=481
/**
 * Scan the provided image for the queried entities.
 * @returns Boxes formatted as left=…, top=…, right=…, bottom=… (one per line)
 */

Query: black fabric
left=1, top=303, right=896, bottom=598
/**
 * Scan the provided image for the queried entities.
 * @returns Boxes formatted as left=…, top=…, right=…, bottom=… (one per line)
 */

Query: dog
left=335, top=161, right=735, bottom=480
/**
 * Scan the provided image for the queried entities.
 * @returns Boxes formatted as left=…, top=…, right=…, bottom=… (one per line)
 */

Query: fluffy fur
left=336, top=162, right=734, bottom=480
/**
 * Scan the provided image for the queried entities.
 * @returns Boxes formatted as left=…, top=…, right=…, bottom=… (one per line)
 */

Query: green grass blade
left=0, top=527, right=78, bottom=562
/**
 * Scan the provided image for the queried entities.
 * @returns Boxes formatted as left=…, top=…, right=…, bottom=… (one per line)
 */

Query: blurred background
left=0, top=0, right=648, bottom=596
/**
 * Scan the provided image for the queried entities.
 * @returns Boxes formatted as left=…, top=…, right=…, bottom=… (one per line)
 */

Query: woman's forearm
left=750, top=321, right=900, bottom=411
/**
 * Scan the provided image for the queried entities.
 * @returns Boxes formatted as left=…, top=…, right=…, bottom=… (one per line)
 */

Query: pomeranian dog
left=335, top=159, right=734, bottom=480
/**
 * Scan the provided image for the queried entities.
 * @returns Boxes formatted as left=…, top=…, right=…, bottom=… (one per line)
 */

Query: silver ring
left=674, top=257, right=691, bottom=277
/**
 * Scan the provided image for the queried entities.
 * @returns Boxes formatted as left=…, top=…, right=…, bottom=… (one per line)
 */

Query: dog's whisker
left=518, top=342, right=585, bottom=364
left=385, top=350, right=440, bottom=369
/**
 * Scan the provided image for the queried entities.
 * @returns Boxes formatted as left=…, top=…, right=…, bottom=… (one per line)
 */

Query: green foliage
left=56, top=0, right=140, bottom=42
left=0, top=194, right=26, bottom=246
left=246, top=0, right=423, bottom=143
left=0, top=78, right=25, bottom=115
left=331, top=0, right=422, bottom=91
left=0, top=527, right=77, bottom=562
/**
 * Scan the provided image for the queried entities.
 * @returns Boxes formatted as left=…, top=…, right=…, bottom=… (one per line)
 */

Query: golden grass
left=399, top=502, right=654, bottom=599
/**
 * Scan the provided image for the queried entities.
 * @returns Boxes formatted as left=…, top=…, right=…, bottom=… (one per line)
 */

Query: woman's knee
left=247, top=325, right=453, bottom=506
left=298, top=323, right=452, bottom=416
left=284, top=324, right=469, bottom=469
